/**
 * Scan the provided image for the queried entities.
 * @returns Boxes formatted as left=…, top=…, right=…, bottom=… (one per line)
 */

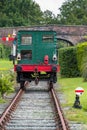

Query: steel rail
left=0, top=88, right=24, bottom=129
left=0, top=81, right=70, bottom=130
left=50, top=86, right=70, bottom=130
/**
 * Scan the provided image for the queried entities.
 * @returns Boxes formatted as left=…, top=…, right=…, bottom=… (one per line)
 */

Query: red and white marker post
left=75, top=87, right=84, bottom=96
left=73, top=87, right=84, bottom=109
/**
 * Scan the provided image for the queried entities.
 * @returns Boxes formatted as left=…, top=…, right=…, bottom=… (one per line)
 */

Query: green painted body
left=17, top=30, right=58, bottom=65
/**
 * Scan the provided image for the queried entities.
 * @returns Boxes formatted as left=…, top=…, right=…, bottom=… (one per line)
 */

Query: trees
left=0, top=0, right=43, bottom=27
left=42, top=10, right=59, bottom=24
left=1, top=0, right=87, bottom=26
left=58, top=0, right=87, bottom=25
left=0, top=0, right=59, bottom=27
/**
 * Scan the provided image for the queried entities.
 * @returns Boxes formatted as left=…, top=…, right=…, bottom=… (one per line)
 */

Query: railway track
left=0, top=81, right=70, bottom=130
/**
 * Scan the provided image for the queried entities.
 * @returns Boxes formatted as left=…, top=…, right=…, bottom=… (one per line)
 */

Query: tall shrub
left=59, top=47, right=80, bottom=77
left=77, top=42, right=87, bottom=71
left=81, top=56, right=87, bottom=81
left=77, top=42, right=87, bottom=81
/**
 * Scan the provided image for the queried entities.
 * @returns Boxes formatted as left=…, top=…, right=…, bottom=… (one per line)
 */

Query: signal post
left=73, top=87, right=84, bottom=109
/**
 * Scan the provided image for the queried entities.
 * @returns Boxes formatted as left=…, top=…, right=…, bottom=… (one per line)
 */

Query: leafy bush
left=76, top=42, right=87, bottom=81
left=77, top=42, right=87, bottom=72
left=59, top=47, right=80, bottom=77
left=81, top=56, right=87, bottom=81
left=0, top=72, right=14, bottom=98
left=0, top=44, right=11, bottom=59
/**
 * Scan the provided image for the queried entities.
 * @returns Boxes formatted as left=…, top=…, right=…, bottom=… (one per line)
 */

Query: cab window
left=21, top=35, right=32, bottom=45
left=42, top=35, right=54, bottom=43
left=21, top=50, right=32, bottom=60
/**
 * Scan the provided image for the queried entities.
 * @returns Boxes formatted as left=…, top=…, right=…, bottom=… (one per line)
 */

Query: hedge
left=76, top=42, right=87, bottom=81
left=59, top=47, right=80, bottom=77
left=76, top=42, right=87, bottom=71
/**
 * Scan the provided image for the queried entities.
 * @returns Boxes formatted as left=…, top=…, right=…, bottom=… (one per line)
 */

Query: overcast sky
left=34, top=0, right=66, bottom=16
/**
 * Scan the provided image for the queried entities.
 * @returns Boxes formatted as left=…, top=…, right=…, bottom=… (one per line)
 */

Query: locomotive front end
left=13, top=30, right=58, bottom=88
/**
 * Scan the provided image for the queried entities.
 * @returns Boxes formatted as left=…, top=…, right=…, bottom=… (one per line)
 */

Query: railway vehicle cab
left=13, top=30, right=58, bottom=88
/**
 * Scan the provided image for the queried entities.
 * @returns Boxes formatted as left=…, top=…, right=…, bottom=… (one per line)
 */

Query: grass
left=58, top=77, right=87, bottom=124
left=0, top=59, right=14, bottom=75
left=0, top=59, right=13, bottom=70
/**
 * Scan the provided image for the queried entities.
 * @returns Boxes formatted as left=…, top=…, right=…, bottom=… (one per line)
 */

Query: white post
left=13, top=44, right=16, bottom=56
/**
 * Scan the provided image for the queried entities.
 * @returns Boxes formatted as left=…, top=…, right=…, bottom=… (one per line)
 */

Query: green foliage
left=0, top=59, right=13, bottom=70
left=42, top=10, right=59, bottom=24
left=0, top=72, right=14, bottom=98
left=0, top=44, right=11, bottom=59
left=1, top=0, right=87, bottom=26
left=0, top=0, right=60, bottom=27
left=3, top=45, right=11, bottom=58
left=0, top=59, right=15, bottom=99
left=81, top=56, right=87, bottom=81
left=0, top=0, right=43, bottom=27
left=59, top=42, right=87, bottom=80
left=76, top=42, right=87, bottom=71
left=58, top=0, right=87, bottom=25
left=59, top=47, right=80, bottom=77
left=0, top=44, right=4, bottom=58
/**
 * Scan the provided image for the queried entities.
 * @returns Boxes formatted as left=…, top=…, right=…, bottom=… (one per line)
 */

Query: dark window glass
left=21, top=50, right=32, bottom=60
left=42, top=35, right=54, bottom=43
